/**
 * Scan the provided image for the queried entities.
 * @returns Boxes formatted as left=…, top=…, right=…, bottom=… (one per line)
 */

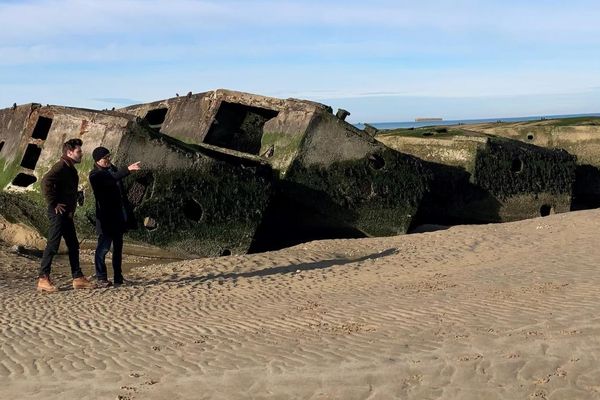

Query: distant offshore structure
left=415, top=117, right=443, bottom=122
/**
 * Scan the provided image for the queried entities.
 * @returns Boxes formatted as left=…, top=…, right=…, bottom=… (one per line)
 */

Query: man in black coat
left=89, top=146, right=140, bottom=287
left=38, top=138, right=96, bottom=292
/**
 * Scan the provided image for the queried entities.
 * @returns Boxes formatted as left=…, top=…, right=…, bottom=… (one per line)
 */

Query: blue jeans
left=94, top=233, right=123, bottom=282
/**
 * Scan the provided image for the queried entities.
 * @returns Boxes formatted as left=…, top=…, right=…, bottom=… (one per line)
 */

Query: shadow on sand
left=142, top=248, right=398, bottom=287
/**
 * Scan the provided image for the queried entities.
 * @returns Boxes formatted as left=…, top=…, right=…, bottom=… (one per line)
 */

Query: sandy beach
left=2, top=209, right=600, bottom=399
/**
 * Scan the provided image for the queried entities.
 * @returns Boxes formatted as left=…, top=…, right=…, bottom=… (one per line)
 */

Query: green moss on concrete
left=284, top=149, right=429, bottom=236
left=0, top=157, right=22, bottom=190
left=0, top=191, right=49, bottom=234
left=125, top=160, right=272, bottom=257
left=260, top=131, right=305, bottom=174
left=473, top=138, right=576, bottom=200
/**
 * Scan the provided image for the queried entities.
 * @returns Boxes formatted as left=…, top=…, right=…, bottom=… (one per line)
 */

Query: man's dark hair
left=62, top=138, right=83, bottom=155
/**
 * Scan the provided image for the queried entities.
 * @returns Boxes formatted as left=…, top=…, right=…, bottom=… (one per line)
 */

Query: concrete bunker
left=0, top=103, right=274, bottom=257
left=377, top=130, right=576, bottom=225
left=120, top=90, right=429, bottom=252
left=204, top=101, right=279, bottom=155
left=450, top=117, right=600, bottom=210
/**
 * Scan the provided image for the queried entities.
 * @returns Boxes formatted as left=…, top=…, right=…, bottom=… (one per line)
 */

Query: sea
left=353, top=113, right=600, bottom=131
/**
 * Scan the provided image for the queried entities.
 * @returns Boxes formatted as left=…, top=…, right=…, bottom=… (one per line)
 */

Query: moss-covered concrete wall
left=113, top=125, right=273, bottom=257
left=473, top=138, right=575, bottom=220
left=463, top=118, right=600, bottom=209
left=251, top=111, right=429, bottom=250
left=376, top=130, right=576, bottom=224
left=467, top=118, right=600, bottom=165
left=121, top=91, right=431, bottom=250
left=0, top=103, right=274, bottom=257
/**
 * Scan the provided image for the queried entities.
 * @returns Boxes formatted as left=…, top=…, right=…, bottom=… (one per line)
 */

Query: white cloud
left=1, top=0, right=599, bottom=44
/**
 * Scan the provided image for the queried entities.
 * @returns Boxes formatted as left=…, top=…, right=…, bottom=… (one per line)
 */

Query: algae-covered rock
left=378, top=129, right=576, bottom=224
left=453, top=117, right=600, bottom=209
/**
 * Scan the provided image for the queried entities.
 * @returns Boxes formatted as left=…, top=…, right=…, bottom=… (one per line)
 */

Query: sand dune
left=2, top=210, right=600, bottom=399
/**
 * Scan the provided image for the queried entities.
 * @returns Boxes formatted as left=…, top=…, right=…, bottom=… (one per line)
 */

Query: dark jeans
left=94, top=233, right=123, bottom=282
left=39, top=210, right=83, bottom=278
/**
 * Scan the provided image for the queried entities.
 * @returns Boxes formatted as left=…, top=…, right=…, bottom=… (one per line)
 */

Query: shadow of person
left=142, top=248, right=398, bottom=287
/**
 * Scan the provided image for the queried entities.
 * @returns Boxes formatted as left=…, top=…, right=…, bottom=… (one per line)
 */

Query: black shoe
left=96, top=279, right=113, bottom=288
left=113, top=277, right=124, bottom=286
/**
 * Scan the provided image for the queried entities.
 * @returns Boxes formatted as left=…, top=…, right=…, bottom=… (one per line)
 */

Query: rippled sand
left=2, top=210, right=600, bottom=399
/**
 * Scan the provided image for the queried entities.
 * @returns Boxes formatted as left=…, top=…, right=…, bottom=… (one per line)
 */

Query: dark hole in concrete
left=143, top=108, right=168, bottom=129
left=143, top=216, right=158, bottom=231
left=511, top=158, right=523, bottom=173
left=204, top=101, right=279, bottom=155
left=31, top=116, right=53, bottom=140
left=220, top=249, right=231, bottom=257
left=540, top=204, right=554, bottom=217
left=183, top=198, right=203, bottom=222
left=11, top=173, right=37, bottom=187
left=20, top=144, right=42, bottom=170
left=0, top=141, right=4, bottom=153
left=527, top=133, right=534, bottom=141
left=368, top=154, right=385, bottom=170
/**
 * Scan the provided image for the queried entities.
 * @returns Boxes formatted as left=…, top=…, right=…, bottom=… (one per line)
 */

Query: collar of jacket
left=93, top=163, right=114, bottom=171
left=61, top=155, right=76, bottom=168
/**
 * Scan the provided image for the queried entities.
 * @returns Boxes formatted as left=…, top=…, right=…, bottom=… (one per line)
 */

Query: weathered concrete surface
left=0, top=104, right=272, bottom=257
left=114, top=127, right=273, bottom=257
left=377, top=128, right=576, bottom=225
left=121, top=89, right=332, bottom=175
left=122, top=90, right=430, bottom=250
left=463, top=117, right=600, bottom=164
left=459, top=117, right=600, bottom=209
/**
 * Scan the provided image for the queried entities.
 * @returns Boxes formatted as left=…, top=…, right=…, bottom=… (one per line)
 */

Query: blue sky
left=1, top=0, right=599, bottom=122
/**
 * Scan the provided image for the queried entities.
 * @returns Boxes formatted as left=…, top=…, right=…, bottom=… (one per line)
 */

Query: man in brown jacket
left=37, top=138, right=95, bottom=292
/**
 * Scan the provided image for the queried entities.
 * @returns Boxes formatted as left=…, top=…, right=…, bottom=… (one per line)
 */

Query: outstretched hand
left=128, top=161, right=141, bottom=171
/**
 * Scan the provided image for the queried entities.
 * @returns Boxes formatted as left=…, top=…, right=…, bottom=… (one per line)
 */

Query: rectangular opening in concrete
left=31, top=116, right=53, bottom=140
left=11, top=173, right=37, bottom=187
left=20, top=143, right=42, bottom=170
left=143, top=108, right=168, bottom=129
left=204, top=102, right=279, bottom=155
left=0, top=141, right=4, bottom=154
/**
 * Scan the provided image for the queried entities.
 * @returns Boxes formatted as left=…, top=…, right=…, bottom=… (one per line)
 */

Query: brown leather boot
left=72, top=276, right=96, bottom=290
left=37, top=276, right=58, bottom=293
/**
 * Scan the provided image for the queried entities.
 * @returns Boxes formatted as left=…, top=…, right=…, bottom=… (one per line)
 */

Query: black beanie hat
left=92, top=146, right=110, bottom=162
